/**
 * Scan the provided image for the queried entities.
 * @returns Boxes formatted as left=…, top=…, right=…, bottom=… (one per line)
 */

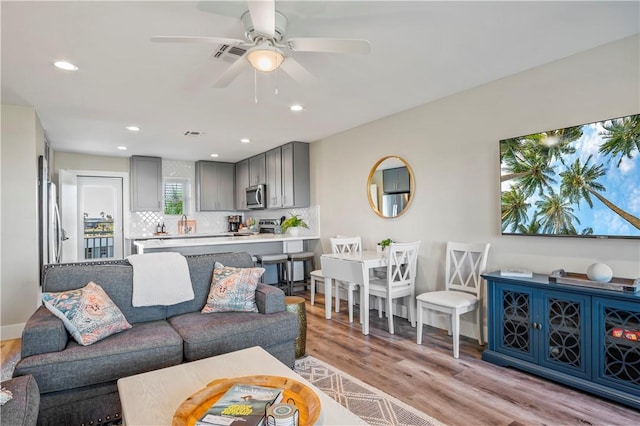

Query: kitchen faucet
left=180, top=214, right=189, bottom=234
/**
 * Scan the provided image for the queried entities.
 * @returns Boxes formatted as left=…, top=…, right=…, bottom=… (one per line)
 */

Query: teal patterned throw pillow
left=202, top=262, right=265, bottom=313
left=42, top=281, right=132, bottom=345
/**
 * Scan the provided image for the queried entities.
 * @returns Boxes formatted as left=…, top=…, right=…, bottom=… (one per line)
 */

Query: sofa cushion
left=202, top=263, right=264, bottom=313
left=21, top=306, right=68, bottom=358
left=167, top=252, right=255, bottom=317
left=13, top=320, right=183, bottom=394
left=43, top=263, right=167, bottom=324
left=168, top=311, right=299, bottom=362
left=42, top=282, right=132, bottom=346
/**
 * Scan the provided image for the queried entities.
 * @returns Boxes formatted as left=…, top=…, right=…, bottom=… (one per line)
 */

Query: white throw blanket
left=127, top=252, right=194, bottom=307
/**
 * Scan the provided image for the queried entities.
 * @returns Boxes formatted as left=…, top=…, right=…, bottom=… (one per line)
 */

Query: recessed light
left=289, top=104, right=303, bottom=112
left=117, top=146, right=128, bottom=150
left=126, top=126, right=140, bottom=132
left=210, top=154, right=219, bottom=158
left=240, top=138, right=251, bottom=143
left=53, top=61, right=79, bottom=71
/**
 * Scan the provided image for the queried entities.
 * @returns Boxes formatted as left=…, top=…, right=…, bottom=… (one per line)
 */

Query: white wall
left=1, top=105, right=45, bottom=339
left=311, top=35, right=640, bottom=337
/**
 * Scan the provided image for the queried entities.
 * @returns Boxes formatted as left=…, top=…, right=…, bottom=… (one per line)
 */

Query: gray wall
left=1, top=105, right=45, bottom=338
left=311, top=35, right=640, bottom=337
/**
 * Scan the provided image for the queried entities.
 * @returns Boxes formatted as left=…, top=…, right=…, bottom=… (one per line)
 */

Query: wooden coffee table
left=117, top=346, right=366, bottom=425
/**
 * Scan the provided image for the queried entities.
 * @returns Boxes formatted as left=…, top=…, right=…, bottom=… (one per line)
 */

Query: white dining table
left=320, top=250, right=388, bottom=335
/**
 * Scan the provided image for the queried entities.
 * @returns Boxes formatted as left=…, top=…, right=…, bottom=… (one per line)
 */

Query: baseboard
left=1, top=323, right=25, bottom=340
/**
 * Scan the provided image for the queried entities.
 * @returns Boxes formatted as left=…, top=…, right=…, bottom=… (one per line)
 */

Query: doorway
left=77, top=176, right=123, bottom=260
left=60, top=171, right=127, bottom=262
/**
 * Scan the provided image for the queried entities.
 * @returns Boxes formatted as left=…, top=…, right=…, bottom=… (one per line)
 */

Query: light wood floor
left=2, top=292, right=638, bottom=425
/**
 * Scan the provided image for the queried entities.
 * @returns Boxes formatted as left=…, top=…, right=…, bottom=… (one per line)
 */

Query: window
left=163, top=178, right=189, bottom=215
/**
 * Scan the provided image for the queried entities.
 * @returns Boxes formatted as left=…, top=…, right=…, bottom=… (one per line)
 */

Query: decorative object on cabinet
left=586, top=262, right=614, bottom=283
left=130, top=156, right=162, bottom=212
left=482, top=272, right=640, bottom=410
left=367, top=156, right=415, bottom=218
left=416, top=241, right=490, bottom=358
left=369, top=241, right=421, bottom=335
left=549, top=269, right=639, bottom=293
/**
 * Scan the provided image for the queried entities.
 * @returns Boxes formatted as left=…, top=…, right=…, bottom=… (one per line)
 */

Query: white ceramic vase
left=586, top=262, right=613, bottom=283
left=288, top=227, right=300, bottom=237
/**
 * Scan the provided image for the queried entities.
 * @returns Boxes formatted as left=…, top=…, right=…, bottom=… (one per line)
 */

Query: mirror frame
left=367, top=155, right=415, bottom=218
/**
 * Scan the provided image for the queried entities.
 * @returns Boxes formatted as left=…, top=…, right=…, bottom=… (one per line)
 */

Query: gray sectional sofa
left=13, top=252, right=299, bottom=426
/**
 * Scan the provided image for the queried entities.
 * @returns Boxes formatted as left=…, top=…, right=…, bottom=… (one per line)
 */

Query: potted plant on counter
left=281, top=213, right=309, bottom=237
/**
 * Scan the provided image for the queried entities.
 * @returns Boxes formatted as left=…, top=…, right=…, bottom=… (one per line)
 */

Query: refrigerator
left=38, top=155, right=64, bottom=272
left=382, top=193, right=409, bottom=217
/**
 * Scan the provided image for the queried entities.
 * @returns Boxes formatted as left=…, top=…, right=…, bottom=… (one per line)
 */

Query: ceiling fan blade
left=212, top=54, right=249, bottom=88
left=151, top=36, right=246, bottom=46
left=247, top=0, right=275, bottom=37
left=279, top=57, right=319, bottom=87
left=287, top=38, right=371, bottom=55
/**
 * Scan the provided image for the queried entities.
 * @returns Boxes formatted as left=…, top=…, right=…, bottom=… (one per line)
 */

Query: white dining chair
left=329, top=236, right=362, bottom=323
left=416, top=241, right=490, bottom=359
left=368, top=241, right=421, bottom=334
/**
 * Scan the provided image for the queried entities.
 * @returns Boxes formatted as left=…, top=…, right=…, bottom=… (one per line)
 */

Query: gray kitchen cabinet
left=265, top=147, right=282, bottom=208
left=235, top=159, right=249, bottom=210
left=281, top=142, right=310, bottom=208
left=383, top=166, right=410, bottom=193
left=248, top=153, right=266, bottom=185
left=195, top=161, right=235, bottom=211
left=130, top=155, right=162, bottom=211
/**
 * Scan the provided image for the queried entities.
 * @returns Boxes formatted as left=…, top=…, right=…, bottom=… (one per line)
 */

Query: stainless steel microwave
left=246, top=184, right=266, bottom=209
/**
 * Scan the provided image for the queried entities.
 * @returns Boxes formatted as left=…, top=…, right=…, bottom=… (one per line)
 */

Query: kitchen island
left=133, top=233, right=320, bottom=256
left=133, top=233, right=320, bottom=285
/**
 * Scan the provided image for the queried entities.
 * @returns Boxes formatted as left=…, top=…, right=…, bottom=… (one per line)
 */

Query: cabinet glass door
left=496, top=283, right=536, bottom=362
left=593, top=298, right=640, bottom=395
left=540, top=290, right=590, bottom=379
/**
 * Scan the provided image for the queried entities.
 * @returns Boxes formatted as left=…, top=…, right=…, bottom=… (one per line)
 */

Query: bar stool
left=255, top=253, right=289, bottom=294
left=287, top=252, right=315, bottom=295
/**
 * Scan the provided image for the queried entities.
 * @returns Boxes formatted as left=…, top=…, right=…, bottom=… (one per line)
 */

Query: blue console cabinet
left=482, top=272, right=640, bottom=409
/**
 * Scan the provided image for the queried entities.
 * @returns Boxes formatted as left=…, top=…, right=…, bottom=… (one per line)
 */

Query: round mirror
left=367, top=155, right=415, bottom=218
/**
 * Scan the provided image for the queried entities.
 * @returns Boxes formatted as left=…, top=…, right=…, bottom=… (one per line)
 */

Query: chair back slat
left=330, top=236, right=362, bottom=254
left=445, top=241, right=491, bottom=296
left=386, top=241, right=421, bottom=289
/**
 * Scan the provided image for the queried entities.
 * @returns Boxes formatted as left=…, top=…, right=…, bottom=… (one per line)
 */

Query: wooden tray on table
left=173, top=375, right=321, bottom=426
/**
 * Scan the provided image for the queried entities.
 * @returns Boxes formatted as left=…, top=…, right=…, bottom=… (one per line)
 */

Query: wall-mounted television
left=500, top=113, right=640, bottom=239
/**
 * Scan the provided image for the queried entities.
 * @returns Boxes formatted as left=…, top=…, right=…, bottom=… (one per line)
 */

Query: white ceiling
left=2, top=1, right=639, bottom=163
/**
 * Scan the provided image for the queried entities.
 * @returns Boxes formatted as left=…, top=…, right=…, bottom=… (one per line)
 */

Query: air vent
left=184, top=131, right=206, bottom=137
left=213, top=44, right=247, bottom=63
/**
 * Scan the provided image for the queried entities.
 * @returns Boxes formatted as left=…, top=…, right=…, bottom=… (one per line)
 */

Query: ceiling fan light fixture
left=246, top=46, right=284, bottom=72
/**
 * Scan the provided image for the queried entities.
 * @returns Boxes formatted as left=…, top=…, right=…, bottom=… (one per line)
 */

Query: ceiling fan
left=151, top=0, right=371, bottom=88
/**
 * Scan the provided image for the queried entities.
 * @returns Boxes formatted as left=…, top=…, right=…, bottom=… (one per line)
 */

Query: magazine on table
left=196, top=383, right=283, bottom=426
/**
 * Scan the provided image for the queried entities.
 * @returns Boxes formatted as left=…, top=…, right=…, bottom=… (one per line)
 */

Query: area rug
left=294, top=355, right=446, bottom=426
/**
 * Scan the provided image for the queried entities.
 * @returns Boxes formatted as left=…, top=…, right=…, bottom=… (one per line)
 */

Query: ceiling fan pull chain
left=254, top=69, right=258, bottom=104
left=274, top=50, right=279, bottom=95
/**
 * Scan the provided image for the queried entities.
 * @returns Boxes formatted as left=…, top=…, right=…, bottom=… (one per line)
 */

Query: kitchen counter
left=133, top=233, right=320, bottom=254
left=127, top=232, right=234, bottom=240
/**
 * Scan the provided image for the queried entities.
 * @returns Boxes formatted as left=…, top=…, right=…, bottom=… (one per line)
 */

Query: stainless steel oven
left=246, top=184, right=266, bottom=209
